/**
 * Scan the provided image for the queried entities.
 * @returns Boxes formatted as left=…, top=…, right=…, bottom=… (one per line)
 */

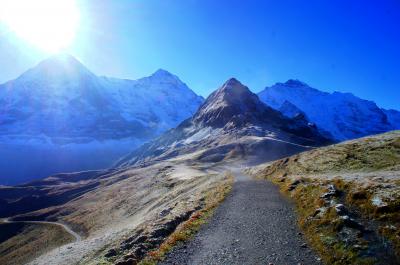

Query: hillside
left=0, top=78, right=330, bottom=265
left=258, top=80, right=399, bottom=141
left=117, top=78, right=329, bottom=168
left=0, top=221, right=74, bottom=265
left=0, top=54, right=203, bottom=185
left=249, top=130, right=400, bottom=264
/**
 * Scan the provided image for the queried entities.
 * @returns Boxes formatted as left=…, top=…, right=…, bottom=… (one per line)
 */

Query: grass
left=254, top=131, right=400, bottom=264
left=138, top=174, right=234, bottom=265
left=343, top=181, right=400, bottom=256
left=0, top=222, right=74, bottom=265
left=259, top=131, right=400, bottom=178
left=265, top=175, right=374, bottom=264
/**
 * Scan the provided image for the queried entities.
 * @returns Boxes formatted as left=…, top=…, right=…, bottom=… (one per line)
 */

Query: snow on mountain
left=383, top=109, right=400, bottom=129
left=258, top=79, right=396, bottom=141
left=277, top=100, right=306, bottom=119
left=0, top=54, right=203, bottom=184
left=0, top=54, right=203, bottom=139
left=117, top=78, right=329, bottom=167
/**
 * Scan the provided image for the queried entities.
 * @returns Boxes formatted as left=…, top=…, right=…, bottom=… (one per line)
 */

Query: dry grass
left=262, top=175, right=376, bottom=264
left=138, top=174, right=234, bottom=265
left=0, top=222, right=74, bottom=265
left=258, top=131, right=400, bottom=178
left=253, top=131, right=400, bottom=264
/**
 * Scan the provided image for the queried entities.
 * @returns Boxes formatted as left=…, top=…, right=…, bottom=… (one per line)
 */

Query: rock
left=340, top=215, right=364, bottom=230
left=133, top=235, right=148, bottom=244
left=150, top=227, right=172, bottom=238
left=148, top=237, right=164, bottom=245
left=115, top=258, right=137, bottom=265
left=159, top=208, right=172, bottom=217
left=321, top=184, right=338, bottom=200
left=288, top=179, right=301, bottom=191
left=104, top=248, right=118, bottom=258
left=312, top=207, right=326, bottom=217
left=132, top=245, right=147, bottom=257
left=334, top=204, right=346, bottom=215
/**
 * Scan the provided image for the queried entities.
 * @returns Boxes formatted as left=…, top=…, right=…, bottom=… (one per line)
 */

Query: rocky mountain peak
left=210, top=78, right=258, bottom=105
left=283, top=79, right=307, bottom=87
left=258, top=80, right=397, bottom=140
left=20, top=53, right=94, bottom=82
left=192, top=78, right=267, bottom=127
left=149, top=68, right=181, bottom=83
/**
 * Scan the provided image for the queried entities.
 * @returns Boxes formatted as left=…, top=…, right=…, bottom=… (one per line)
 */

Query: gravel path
left=3, top=219, right=81, bottom=242
left=161, top=172, right=323, bottom=265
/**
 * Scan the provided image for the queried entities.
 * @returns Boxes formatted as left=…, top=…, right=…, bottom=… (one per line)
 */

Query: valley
left=0, top=220, right=75, bottom=265
left=0, top=78, right=328, bottom=264
left=1, top=2, right=399, bottom=264
left=0, top=63, right=399, bottom=265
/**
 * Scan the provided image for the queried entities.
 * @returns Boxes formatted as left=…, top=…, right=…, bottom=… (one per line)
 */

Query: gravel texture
left=161, top=173, right=323, bottom=265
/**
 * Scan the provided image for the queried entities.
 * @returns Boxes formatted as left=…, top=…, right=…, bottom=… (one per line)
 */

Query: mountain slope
left=258, top=80, right=397, bottom=140
left=117, top=78, right=330, bottom=167
left=0, top=54, right=203, bottom=184
left=383, top=109, right=400, bottom=128
left=0, top=54, right=203, bottom=139
left=250, top=130, right=400, bottom=264
left=0, top=78, right=331, bottom=265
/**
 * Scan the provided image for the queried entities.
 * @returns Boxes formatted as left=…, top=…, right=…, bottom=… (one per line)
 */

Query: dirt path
left=161, top=171, right=323, bottom=265
left=2, top=219, right=81, bottom=242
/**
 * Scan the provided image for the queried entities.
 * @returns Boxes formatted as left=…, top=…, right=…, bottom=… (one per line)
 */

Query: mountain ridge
left=258, top=80, right=399, bottom=140
left=0, top=54, right=203, bottom=184
left=117, top=78, right=330, bottom=167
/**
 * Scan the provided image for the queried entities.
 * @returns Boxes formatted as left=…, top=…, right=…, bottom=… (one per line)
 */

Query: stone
left=334, top=204, right=346, bottom=215
left=321, top=184, right=338, bottom=199
left=104, top=248, right=118, bottom=258
left=288, top=179, right=301, bottom=191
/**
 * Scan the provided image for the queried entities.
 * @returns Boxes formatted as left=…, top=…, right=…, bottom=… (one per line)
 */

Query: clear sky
left=0, top=0, right=399, bottom=109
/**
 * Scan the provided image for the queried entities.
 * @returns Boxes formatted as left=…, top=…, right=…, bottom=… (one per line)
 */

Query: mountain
left=117, top=78, right=330, bottom=167
left=383, top=109, right=400, bottom=128
left=0, top=78, right=331, bottom=265
left=258, top=79, right=398, bottom=141
left=0, top=54, right=203, bottom=185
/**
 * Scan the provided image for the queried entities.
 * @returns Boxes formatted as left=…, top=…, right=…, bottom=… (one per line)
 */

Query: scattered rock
left=321, top=185, right=338, bottom=200
left=159, top=208, right=172, bottom=217
left=339, top=215, right=364, bottom=231
left=104, top=248, right=118, bottom=258
left=288, top=179, right=301, bottom=191
left=334, top=204, right=346, bottom=215
left=115, top=258, right=137, bottom=265
left=312, top=207, right=326, bottom=217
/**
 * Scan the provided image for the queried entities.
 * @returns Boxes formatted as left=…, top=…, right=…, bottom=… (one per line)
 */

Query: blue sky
left=0, top=0, right=399, bottom=109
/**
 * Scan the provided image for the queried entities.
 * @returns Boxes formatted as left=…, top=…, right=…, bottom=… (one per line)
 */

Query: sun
left=0, top=0, right=80, bottom=53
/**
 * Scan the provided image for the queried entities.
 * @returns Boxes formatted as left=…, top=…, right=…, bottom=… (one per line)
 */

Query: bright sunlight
left=0, top=0, right=80, bottom=53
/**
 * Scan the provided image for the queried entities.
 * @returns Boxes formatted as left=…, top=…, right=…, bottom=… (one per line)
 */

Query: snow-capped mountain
left=258, top=79, right=398, bottom=140
left=0, top=54, right=203, bottom=184
left=117, top=78, right=329, bottom=167
left=383, top=109, right=400, bottom=129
